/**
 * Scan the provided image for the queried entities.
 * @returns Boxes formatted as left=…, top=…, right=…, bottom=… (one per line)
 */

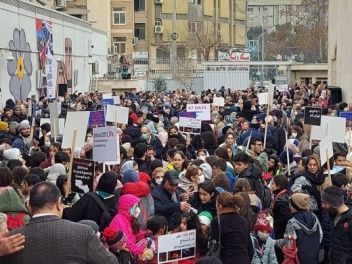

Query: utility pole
left=171, top=0, right=177, bottom=78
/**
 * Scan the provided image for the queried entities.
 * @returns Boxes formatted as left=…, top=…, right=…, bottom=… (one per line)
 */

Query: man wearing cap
left=11, top=121, right=33, bottom=160
left=151, top=169, right=190, bottom=231
left=275, top=193, right=322, bottom=263
left=322, top=186, right=352, bottom=264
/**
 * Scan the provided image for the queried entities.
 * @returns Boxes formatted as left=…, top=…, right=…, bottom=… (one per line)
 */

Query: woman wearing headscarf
left=56, top=175, right=80, bottom=206
left=62, top=171, right=118, bottom=226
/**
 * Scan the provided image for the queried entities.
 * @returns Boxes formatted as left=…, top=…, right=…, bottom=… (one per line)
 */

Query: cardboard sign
left=89, top=111, right=105, bottom=126
left=71, top=158, right=94, bottom=194
left=213, top=97, right=224, bottom=107
left=258, top=92, right=268, bottom=105
left=319, top=134, right=333, bottom=167
left=304, top=107, right=322, bottom=126
left=106, top=105, right=129, bottom=124
left=62, top=111, right=90, bottom=148
left=179, top=112, right=201, bottom=134
left=158, top=230, right=196, bottom=264
left=186, top=104, right=211, bottom=120
left=340, top=112, right=352, bottom=128
left=310, top=116, right=346, bottom=143
left=93, top=126, right=118, bottom=162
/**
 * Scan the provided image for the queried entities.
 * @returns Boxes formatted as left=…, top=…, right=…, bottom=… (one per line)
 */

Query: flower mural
left=7, top=28, right=33, bottom=101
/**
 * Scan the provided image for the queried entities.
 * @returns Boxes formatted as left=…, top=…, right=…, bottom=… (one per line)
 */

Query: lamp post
left=251, top=15, right=264, bottom=83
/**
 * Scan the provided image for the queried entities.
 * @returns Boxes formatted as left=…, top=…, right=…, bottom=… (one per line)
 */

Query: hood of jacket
left=121, top=181, right=150, bottom=197
left=240, top=164, right=262, bottom=180
left=199, top=163, right=212, bottom=180
left=118, top=194, right=140, bottom=212
left=0, top=188, right=28, bottom=213
left=120, top=160, right=135, bottom=178
left=290, top=211, right=319, bottom=235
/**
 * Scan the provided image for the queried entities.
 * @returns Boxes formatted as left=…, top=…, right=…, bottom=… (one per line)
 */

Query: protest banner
left=213, top=96, right=224, bottom=107
left=93, top=126, right=118, bottom=162
left=71, top=158, right=94, bottom=194
left=62, top=111, right=90, bottom=148
left=106, top=105, right=129, bottom=124
left=304, top=107, right=322, bottom=126
left=179, top=112, right=201, bottom=134
left=158, top=230, right=196, bottom=264
left=311, top=116, right=346, bottom=143
left=186, top=104, right=211, bottom=120
left=89, top=111, right=105, bottom=126
left=340, top=112, right=352, bottom=128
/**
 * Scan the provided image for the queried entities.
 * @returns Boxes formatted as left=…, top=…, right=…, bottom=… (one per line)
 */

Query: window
left=188, top=22, right=202, bottom=33
left=135, top=23, right=146, bottom=40
left=247, top=7, right=253, bottom=12
left=113, top=37, right=126, bottom=53
left=156, top=48, right=170, bottom=64
left=155, top=20, right=162, bottom=26
left=134, top=0, right=145, bottom=11
left=113, top=7, right=126, bottom=25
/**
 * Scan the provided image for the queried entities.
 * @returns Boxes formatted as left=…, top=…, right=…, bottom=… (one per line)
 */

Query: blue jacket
left=250, top=234, right=278, bottom=264
left=237, top=128, right=273, bottom=148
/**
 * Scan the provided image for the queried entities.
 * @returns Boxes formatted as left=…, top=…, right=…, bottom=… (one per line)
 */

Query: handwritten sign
left=258, top=92, right=268, bottom=105
left=340, top=112, right=352, bottom=128
left=179, top=112, right=201, bottom=134
left=89, top=111, right=105, bottom=126
left=186, top=104, right=211, bottom=120
left=71, top=158, right=94, bottom=194
left=158, top=230, right=196, bottom=263
left=93, top=126, right=118, bottom=162
left=213, top=96, right=224, bottom=107
left=304, top=107, right=322, bottom=126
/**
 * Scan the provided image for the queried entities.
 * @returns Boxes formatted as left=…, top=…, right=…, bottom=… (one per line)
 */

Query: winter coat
left=109, top=194, right=145, bottom=256
left=178, top=171, right=198, bottom=194
left=121, top=181, right=155, bottom=230
left=123, top=125, right=141, bottom=140
left=144, top=134, right=163, bottom=160
left=250, top=235, right=278, bottom=264
left=238, top=164, right=264, bottom=201
left=190, top=194, right=217, bottom=217
left=134, top=158, right=150, bottom=174
left=211, top=213, right=254, bottom=264
left=0, top=187, right=30, bottom=225
left=276, top=211, right=322, bottom=264
left=330, top=208, right=352, bottom=264
left=297, top=133, right=310, bottom=155
left=271, top=189, right=292, bottom=240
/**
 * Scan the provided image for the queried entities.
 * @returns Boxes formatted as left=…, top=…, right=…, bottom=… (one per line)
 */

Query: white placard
left=28, top=99, right=32, bottom=117
left=213, top=97, right=224, bottom=107
left=258, top=92, right=268, bottom=105
left=93, top=127, right=118, bottom=162
left=106, top=105, right=129, bottom=124
left=276, top=84, right=289, bottom=91
left=39, top=118, right=65, bottom=137
left=62, top=111, right=90, bottom=148
left=319, top=134, right=334, bottom=166
left=112, top=96, right=120, bottom=105
left=50, top=101, right=59, bottom=140
left=311, top=116, right=346, bottom=143
left=186, top=104, right=211, bottom=120
left=102, top=93, right=112, bottom=99
left=158, top=230, right=196, bottom=263
left=179, top=117, right=201, bottom=129
left=268, top=83, right=275, bottom=99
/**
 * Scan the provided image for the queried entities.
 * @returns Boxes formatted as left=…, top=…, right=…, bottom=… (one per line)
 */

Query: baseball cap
left=164, top=170, right=180, bottom=185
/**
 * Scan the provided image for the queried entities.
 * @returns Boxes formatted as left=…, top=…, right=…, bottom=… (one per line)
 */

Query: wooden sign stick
left=285, top=131, right=291, bottom=176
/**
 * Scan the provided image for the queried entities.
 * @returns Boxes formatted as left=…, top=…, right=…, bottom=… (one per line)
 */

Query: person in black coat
left=123, top=118, right=141, bottom=139
left=210, top=192, right=254, bottom=264
left=62, top=172, right=118, bottom=226
left=190, top=181, right=217, bottom=217
left=270, top=174, right=292, bottom=263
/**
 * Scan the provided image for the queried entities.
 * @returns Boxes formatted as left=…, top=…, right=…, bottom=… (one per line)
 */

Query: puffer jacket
left=109, top=194, right=145, bottom=256
left=238, top=164, right=264, bottom=201
left=250, top=235, right=278, bottom=264
left=121, top=181, right=155, bottom=230
left=331, top=208, right=352, bottom=264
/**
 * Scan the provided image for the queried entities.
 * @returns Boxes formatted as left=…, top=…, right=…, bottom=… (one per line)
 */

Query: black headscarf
left=96, top=171, right=118, bottom=194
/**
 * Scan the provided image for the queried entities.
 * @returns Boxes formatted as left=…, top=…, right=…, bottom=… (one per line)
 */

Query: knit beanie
left=18, top=120, right=30, bottom=131
left=290, top=193, right=310, bottom=211
left=0, top=122, right=9, bottom=131
left=198, top=211, right=213, bottom=227
left=3, top=148, right=21, bottom=160
left=279, top=149, right=294, bottom=165
left=123, top=169, right=140, bottom=183
left=102, top=227, right=127, bottom=249
left=254, top=210, right=273, bottom=233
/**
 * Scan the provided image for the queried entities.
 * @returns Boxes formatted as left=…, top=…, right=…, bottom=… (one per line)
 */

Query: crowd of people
left=0, top=83, right=352, bottom=264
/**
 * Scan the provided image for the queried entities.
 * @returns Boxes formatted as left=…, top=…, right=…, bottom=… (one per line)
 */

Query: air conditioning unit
left=108, top=64, right=116, bottom=73
left=133, top=37, right=139, bottom=45
left=155, top=0, right=163, bottom=3
left=92, top=62, right=99, bottom=74
left=109, top=45, right=118, bottom=55
left=56, top=0, right=66, bottom=8
left=154, top=26, right=164, bottom=34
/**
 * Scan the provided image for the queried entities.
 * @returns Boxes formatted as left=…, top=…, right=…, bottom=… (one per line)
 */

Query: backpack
left=6, top=213, right=26, bottom=230
left=86, top=192, right=117, bottom=232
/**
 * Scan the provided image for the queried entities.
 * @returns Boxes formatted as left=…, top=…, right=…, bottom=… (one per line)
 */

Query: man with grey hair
left=140, top=125, right=163, bottom=160
left=170, top=116, right=179, bottom=126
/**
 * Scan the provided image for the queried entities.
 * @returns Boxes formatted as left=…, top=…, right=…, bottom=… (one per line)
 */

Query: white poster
left=49, top=101, right=59, bottom=140
left=258, top=92, right=268, bottom=105
left=45, top=50, right=57, bottom=99
left=93, top=127, right=118, bottom=162
left=158, top=230, right=196, bottom=263
left=106, top=105, right=129, bottom=124
left=113, top=96, right=120, bottom=105
left=311, top=116, right=346, bottom=143
left=62, top=111, right=90, bottom=148
left=102, top=93, right=112, bottom=99
left=179, top=117, right=201, bottom=129
left=319, top=134, right=334, bottom=167
left=213, top=97, right=225, bottom=107
left=40, top=118, right=65, bottom=137
left=186, top=104, right=211, bottom=120
left=276, top=84, right=289, bottom=92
